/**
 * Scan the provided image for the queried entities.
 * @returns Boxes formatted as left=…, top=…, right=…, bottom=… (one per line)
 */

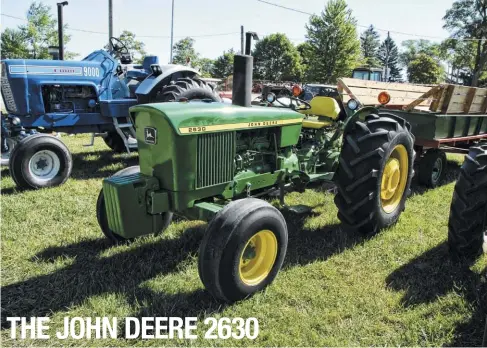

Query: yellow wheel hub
left=239, top=230, right=277, bottom=286
left=380, top=145, right=409, bottom=213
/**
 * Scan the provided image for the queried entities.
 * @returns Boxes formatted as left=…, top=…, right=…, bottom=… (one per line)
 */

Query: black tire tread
left=334, top=113, right=415, bottom=234
left=156, top=77, right=221, bottom=102
left=9, top=134, right=72, bottom=189
left=198, top=198, right=287, bottom=302
left=448, top=145, right=487, bottom=259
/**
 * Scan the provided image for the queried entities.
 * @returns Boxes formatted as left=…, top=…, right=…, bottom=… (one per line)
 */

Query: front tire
left=334, top=113, right=415, bottom=234
left=9, top=134, right=72, bottom=189
left=198, top=198, right=288, bottom=302
left=448, top=145, right=487, bottom=260
left=96, top=165, right=173, bottom=243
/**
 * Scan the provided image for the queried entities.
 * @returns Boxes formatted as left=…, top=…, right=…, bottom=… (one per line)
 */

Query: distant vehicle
left=352, top=67, right=384, bottom=82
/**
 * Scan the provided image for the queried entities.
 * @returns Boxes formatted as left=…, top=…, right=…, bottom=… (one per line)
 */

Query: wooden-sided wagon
left=338, top=78, right=487, bottom=187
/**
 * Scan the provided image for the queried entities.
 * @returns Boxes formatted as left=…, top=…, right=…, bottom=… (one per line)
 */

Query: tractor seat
left=126, top=55, right=160, bottom=82
left=300, top=96, right=341, bottom=129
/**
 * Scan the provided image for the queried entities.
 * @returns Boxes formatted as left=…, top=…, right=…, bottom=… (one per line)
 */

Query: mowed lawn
left=1, top=134, right=486, bottom=347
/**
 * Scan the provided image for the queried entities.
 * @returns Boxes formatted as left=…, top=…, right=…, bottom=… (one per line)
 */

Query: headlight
left=11, top=117, right=21, bottom=126
left=347, top=99, right=359, bottom=111
left=266, top=92, right=276, bottom=103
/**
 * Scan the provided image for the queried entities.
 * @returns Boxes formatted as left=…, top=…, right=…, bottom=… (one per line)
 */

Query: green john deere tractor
left=97, top=55, right=416, bottom=302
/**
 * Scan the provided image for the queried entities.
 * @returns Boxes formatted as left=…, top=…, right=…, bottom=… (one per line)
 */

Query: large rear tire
left=334, top=113, right=415, bottom=234
left=198, top=198, right=288, bottom=302
left=96, top=165, right=173, bottom=243
left=448, top=145, right=487, bottom=260
left=154, top=77, right=221, bottom=102
left=9, top=134, right=72, bottom=189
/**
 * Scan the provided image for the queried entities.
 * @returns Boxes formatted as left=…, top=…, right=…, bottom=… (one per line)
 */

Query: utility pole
left=108, top=0, right=113, bottom=50
left=56, top=2, right=68, bottom=60
left=170, top=0, right=175, bottom=63
left=384, top=31, right=390, bottom=82
left=241, top=25, right=244, bottom=54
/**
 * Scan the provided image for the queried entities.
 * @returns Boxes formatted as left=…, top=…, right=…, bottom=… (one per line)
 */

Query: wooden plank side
left=463, top=87, right=477, bottom=113
left=482, top=90, right=487, bottom=113
left=404, top=85, right=442, bottom=111
left=441, top=85, right=456, bottom=114
left=340, top=78, right=431, bottom=93
left=429, top=85, right=446, bottom=112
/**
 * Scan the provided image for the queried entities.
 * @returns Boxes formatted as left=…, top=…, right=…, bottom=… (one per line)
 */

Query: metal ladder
left=112, top=116, right=137, bottom=153
left=85, top=116, right=137, bottom=154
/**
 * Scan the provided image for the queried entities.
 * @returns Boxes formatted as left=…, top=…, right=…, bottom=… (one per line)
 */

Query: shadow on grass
left=1, top=204, right=372, bottom=332
left=0, top=149, right=138, bottom=196
left=70, top=150, right=139, bottom=180
left=386, top=242, right=486, bottom=347
left=0, top=225, right=224, bottom=329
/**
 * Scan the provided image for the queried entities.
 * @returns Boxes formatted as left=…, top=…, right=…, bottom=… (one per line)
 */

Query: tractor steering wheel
left=109, top=37, right=129, bottom=55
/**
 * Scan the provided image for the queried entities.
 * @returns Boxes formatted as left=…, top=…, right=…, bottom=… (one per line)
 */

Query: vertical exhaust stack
left=232, top=55, right=253, bottom=107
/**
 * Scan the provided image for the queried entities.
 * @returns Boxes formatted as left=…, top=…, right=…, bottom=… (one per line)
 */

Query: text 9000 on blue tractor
left=0, top=37, right=221, bottom=189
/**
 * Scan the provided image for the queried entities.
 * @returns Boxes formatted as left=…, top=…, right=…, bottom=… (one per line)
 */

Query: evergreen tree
left=360, top=25, right=381, bottom=67
left=377, top=34, right=402, bottom=81
left=305, top=0, right=361, bottom=83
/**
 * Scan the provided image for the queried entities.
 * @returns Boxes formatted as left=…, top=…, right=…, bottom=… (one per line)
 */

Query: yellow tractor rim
left=239, top=230, right=278, bottom=286
left=380, top=145, right=409, bottom=213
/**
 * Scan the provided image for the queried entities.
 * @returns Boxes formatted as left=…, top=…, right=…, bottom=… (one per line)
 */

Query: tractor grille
left=1, top=63, right=17, bottom=113
left=196, top=132, right=236, bottom=188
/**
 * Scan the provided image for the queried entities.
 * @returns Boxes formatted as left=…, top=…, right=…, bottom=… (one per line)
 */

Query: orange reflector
left=378, top=91, right=391, bottom=105
left=292, top=84, right=303, bottom=97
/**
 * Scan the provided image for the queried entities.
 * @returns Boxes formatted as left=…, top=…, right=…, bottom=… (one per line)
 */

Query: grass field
left=1, top=134, right=486, bottom=347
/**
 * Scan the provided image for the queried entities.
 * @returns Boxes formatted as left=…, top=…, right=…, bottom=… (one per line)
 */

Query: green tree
left=252, top=33, right=303, bottom=81
left=407, top=53, right=444, bottom=84
left=197, top=58, right=215, bottom=78
left=297, top=42, right=314, bottom=81
left=377, top=35, right=402, bottom=81
left=171, top=37, right=199, bottom=66
left=360, top=25, right=381, bottom=67
left=443, top=0, right=487, bottom=86
left=399, top=40, right=442, bottom=68
left=211, top=49, right=235, bottom=78
left=1, top=1, right=75, bottom=59
left=1, top=28, right=30, bottom=59
left=305, top=0, right=361, bottom=83
left=441, top=39, right=482, bottom=84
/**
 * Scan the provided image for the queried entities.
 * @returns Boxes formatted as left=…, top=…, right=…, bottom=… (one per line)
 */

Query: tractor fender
left=134, top=64, right=199, bottom=103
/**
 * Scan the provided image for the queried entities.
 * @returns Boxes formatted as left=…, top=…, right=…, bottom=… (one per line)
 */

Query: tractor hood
left=130, top=102, right=303, bottom=136
left=1, top=50, right=120, bottom=116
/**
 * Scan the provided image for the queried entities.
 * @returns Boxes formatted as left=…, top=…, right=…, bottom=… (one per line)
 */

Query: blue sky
left=1, top=0, right=454, bottom=62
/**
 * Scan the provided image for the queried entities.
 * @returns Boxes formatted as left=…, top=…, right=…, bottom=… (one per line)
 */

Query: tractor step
left=112, top=117, right=137, bottom=154
left=117, top=123, right=133, bottom=128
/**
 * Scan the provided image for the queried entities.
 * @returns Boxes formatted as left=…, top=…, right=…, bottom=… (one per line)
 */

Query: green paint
left=103, top=100, right=379, bottom=239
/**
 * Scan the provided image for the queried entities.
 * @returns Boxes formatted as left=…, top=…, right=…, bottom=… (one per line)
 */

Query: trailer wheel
left=448, top=145, right=487, bottom=260
left=334, top=113, right=415, bottom=234
left=9, top=134, right=72, bottom=189
left=96, top=165, right=173, bottom=243
left=155, top=77, right=222, bottom=103
left=198, top=198, right=288, bottom=302
left=419, top=149, right=447, bottom=188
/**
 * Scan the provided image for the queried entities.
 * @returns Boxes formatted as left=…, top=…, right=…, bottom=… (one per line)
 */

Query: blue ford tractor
left=1, top=37, right=221, bottom=189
